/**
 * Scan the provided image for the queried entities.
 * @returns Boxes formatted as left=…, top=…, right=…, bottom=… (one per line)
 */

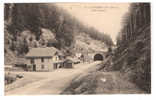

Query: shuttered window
left=41, top=65, right=44, bottom=69
left=41, top=58, right=44, bottom=62
left=30, top=59, right=34, bottom=64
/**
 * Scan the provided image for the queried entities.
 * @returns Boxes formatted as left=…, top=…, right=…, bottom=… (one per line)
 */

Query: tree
left=22, top=38, right=29, bottom=54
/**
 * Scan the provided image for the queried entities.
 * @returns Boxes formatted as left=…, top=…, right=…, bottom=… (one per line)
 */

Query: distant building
left=14, top=57, right=26, bottom=68
left=25, top=47, right=63, bottom=71
left=75, top=52, right=85, bottom=62
left=75, top=53, right=82, bottom=59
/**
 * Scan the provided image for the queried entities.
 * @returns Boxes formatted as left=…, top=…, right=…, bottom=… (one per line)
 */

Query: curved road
left=5, top=61, right=101, bottom=95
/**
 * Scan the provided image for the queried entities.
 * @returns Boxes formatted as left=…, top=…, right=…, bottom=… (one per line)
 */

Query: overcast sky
left=56, top=3, right=130, bottom=44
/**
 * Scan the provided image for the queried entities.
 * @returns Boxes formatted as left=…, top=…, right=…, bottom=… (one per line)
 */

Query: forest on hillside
left=111, top=3, right=151, bottom=93
left=4, top=3, right=113, bottom=60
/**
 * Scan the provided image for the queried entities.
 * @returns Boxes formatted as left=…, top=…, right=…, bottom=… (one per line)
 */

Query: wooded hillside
left=4, top=3, right=113, bottom=64
left=112, top=3, right=151, bottom=93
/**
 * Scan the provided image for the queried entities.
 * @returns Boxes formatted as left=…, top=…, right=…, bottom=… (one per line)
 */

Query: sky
left=56, top=3, right=130, bottom=44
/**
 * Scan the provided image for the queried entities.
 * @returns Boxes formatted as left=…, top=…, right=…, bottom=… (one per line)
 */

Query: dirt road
left=5, top=61, right=101, bottom=95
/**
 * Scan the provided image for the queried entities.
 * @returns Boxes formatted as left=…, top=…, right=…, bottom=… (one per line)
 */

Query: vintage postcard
left=4, top=3, right=151, bottom=95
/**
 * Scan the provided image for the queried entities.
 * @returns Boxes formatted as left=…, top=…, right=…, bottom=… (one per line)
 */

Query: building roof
left=25, top=47, right=59, bottom=58
left=66, top=57, right=80, bottom=63
left=64, top=59, right=73, bottom=63
left=53, top=60, right=64, bottom=64
left=14, top=57, right=26, bottom=65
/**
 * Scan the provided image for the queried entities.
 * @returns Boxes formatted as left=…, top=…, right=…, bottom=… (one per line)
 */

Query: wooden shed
left=63, top=59, right=73, bottom=68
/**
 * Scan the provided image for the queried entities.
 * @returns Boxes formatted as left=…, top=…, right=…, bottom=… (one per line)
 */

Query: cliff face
left=111, top=3, right=151, bottom=93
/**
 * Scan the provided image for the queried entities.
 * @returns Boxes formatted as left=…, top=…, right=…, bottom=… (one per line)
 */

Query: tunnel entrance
left=94, top=54, right=103, bottom=61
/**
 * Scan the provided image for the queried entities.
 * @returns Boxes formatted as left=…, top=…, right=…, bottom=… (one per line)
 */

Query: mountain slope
left=4, top=3, right=113, bottom=65
left=109, top=3, right=151, bottom=93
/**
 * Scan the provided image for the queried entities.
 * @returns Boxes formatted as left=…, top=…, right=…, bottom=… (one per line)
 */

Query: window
left=41, top=58, right=44, bottom=62
left=30, top=58, right=34, bottom=64
left=41, top=65, right=44, bottom=69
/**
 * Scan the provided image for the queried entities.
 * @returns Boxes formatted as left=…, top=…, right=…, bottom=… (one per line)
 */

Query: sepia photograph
left=4, top=2, right=151, bottom=95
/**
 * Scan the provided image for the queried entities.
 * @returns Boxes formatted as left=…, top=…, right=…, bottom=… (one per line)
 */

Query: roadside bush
left=5, top=73, right=16, bottom=85
left=5, top=72, right=24, bottom=85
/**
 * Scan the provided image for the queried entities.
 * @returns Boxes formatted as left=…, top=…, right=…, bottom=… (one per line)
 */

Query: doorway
left=33, top=64, right=36, bottom=71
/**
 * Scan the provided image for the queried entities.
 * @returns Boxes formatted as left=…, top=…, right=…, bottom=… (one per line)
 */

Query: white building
left=25, top=47, right=63, bottom=71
